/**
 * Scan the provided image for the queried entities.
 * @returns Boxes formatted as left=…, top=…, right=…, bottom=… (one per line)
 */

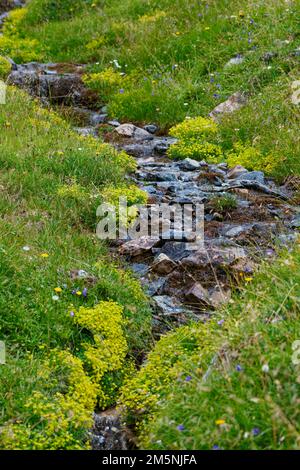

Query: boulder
left=115, top=123, right=152, bottom=141
left=179, top=158, right=201, bottom=171
left=151, top=253, right=177, bottom=275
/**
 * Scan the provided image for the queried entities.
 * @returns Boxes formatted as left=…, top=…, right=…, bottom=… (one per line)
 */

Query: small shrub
left=0, top=56, right=11, bottom=79
left=210, top=194, right=238, bottom=212
left=226, top=142, right=281, bottom=175
left=169, top=117, right=218, bottom=140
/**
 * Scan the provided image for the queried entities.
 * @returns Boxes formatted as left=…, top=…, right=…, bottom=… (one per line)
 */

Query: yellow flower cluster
left=120, top=320, right=222, bottom=442
left=227, top=142, right=280, bottom=174
left=168, top=140, right=223, bottom=162
left=0, top=56, right=11, bottom=79
left=85, top=36, right=106, bottom=50
left=57, top=182, right=87, bottom=202
left=0, top=9, right=42, bottom=62
left=74, top=301, right=130, bottom=409
left=0, top=351, right=98, bottom=450
left=169, top=116, right=218, bottom=140
left=167, top=116, right=222, bottom=162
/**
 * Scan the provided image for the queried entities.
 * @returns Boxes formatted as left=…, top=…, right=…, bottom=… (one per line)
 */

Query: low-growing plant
left=210, top=194, right=238, bottom=212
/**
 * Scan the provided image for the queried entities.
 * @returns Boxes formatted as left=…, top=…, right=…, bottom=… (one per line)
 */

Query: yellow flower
left=215, top=419, right=225, bottom=425
left=245, top=277, right=253, bottom=282
left=40, top=253, right=49, bottom=258
left=76, top=291, right=82, bottom=296
left=54, top=287, right=62, bottom=293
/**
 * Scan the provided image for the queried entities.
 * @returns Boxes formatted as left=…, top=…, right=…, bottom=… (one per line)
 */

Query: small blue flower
left=119, top=88, right=125, bottom=94
left=177, top=424, right=185, bottom=431
left=252, top=427, right=260, bottom=436
left=217, top=319, right=224, bottom=326
left=185, top=375, right=192, bottom=382
left=236, top=364, right=243, bottom=372
left=212, top=445, right=220, bottom=450
left=82, top=288, right=88, bottom=298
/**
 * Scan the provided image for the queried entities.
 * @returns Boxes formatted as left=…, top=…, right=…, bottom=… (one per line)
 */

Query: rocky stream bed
left=3, top=52, right=300, bottom=449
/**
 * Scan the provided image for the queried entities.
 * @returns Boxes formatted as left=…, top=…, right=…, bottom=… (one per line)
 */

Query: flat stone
left=115, top=123, right=152, bottom=141
left=210, top=92, right=247, bottom=119
left=153, top=295, right=187, bottom=315
left=179, top=158, right=201, bottom=171
left=236, top=170, right=265, bottom=184
left=119, top=236, right=160, bottom=257
left=108, top=120, right=121, bottom=127
left=151, top=253, right=177, bottom=275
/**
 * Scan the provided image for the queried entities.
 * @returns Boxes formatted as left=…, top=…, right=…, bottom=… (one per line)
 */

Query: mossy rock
left=0, top=56, right=11, bottom=79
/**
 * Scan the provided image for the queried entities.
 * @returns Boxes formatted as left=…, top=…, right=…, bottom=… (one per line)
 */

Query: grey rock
left=153, top=295, right=187, bottom=315
left=225, top=56, right=245, bottom=67
left=108, top=120, right=121, bottom=127
left=210, top=92, right=247, bottom=119
left=289, top=214, right=300, bottom=229
left=225, top=225, right=251, bottom=238
left=144, top=124, right=158, bottom=134
left=91, top=411, right=130, bottom=450
left=179, top=158, right=201, bottom=171
left=147, top=277, right=166, bottom=296
left=115, top=123, right=153, bottom=141
left=236, top=170, right=265, bottom=184
left=74, top=127, right=97, bottom=137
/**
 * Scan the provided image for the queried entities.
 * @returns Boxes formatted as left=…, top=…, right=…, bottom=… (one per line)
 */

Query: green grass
left=2, top=0, right=299, bottom=179
left=121, top=244, right=300, bottom=449
left=0, top=87, right=152, bottom=448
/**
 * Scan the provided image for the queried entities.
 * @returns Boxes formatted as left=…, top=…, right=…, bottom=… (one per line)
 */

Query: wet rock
left=151, top=253, right=177, bottom=275
left=91, top=410, right=131, bottom=450
left=185, top=283, right=210, bottom=308
left=90, top=113, right=107, bottom=125
left=119, top=236, right=160, bottom=257
left=227, top=165, right=248, bottom=179
left=210, top=92, right=247, bottom=119
left=179, top=158, right=201, bottom=171
left=153, top=137, right=177, bottom=154
left=146, top=277, right=166, bottom=296
left=154, top=241, right=191, bottom=262
left=130, top=263, right=149, bottom=277
left=153, top=295, right=188, bottom=316
left=236, top=170, right=265, bottom=184
left=108, top=120, right=121, bottom=127
left=225, top=55, right=245, bottom=67
left=144, top=124, right=158, bottom=134
left=8, top=65, right=96, bottom=106
left=115, top=123, right=153, bottom=141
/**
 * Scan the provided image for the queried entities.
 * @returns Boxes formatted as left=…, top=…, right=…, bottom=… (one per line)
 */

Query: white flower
left=52, top=295, right=59, bottom=301
left=262, top=364, right=269, bottom=373
left=22, top=246, right=30, bottom=251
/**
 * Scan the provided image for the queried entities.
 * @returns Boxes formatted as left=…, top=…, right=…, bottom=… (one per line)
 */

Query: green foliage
left=22, top=0, right=101, bottom=24
left=0, top=56, right=11, bottom=79
left=0, top=86, right=152, bottom=449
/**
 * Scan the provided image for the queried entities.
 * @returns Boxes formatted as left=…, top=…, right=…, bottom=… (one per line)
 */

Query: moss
left=0, top=56, right=11, bottom=79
